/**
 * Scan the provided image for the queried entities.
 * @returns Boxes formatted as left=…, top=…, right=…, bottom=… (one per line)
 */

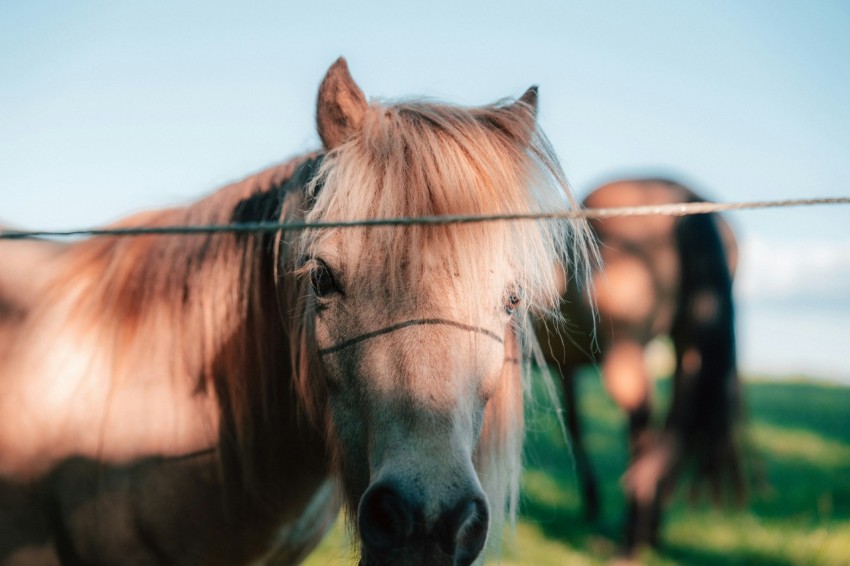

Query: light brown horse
left=0, top=59, right=592, bottom=565
left=539, top=179, right=744, bottom=554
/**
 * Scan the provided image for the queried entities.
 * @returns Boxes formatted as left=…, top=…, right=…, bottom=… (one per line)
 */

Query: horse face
left=305, top=234, right=516, bottom=565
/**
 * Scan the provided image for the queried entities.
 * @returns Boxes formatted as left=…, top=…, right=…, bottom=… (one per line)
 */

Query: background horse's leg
left=601, top=338, right=663, bottom=554
left=560, top=367, right=600, bottom=522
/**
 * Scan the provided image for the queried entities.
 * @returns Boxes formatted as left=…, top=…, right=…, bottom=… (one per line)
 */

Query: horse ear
left=316, top=57, right=368, bottom=150
left=503, top=85, right=538, bottom=145
left=518, top=85, right=538, bottom=115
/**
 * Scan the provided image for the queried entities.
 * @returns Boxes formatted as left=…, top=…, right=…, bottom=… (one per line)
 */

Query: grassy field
left=304, top=373, right=850, bottom=565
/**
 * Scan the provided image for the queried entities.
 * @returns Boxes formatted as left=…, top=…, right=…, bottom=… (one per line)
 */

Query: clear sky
left=2, top=1, right=848, bottom=381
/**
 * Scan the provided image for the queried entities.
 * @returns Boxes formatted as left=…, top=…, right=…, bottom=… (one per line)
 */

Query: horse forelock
left=299, top=99, right=590, bottom=312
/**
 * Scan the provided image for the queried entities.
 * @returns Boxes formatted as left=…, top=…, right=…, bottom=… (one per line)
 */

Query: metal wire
left=1, top=196, right=848, bottom=240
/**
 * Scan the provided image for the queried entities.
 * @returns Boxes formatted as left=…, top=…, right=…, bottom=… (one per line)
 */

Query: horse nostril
left=359, top=483, right=489, bottom=565
left=358, top=483, right=416, bottom=553
left=438, top=496, right=489, bottom=566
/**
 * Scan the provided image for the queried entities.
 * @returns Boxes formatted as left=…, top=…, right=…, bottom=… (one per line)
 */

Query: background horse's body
left=540, top=179, right=743, bottom=553
left=0, top=59, right=589, bottom=565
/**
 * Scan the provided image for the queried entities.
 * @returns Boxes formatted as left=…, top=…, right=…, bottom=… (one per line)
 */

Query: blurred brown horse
left=539, top=178, right=744, bottom=553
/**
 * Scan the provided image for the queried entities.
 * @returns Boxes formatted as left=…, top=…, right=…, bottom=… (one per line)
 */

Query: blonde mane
left=301, top=98, right=586, bottom=309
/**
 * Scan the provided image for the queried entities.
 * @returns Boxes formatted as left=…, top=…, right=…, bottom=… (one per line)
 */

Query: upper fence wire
left=1, top=196, right=848, bottom=240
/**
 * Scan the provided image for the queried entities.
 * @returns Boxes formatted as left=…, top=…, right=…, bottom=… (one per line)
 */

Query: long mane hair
left=25, top=159, right=314, bottom=505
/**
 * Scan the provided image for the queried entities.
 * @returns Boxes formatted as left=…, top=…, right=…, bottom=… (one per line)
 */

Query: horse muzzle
left=357, top=479, right=489, bottom=566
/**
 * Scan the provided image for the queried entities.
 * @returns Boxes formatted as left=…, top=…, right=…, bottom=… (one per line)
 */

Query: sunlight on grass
left=664, top=512, right=850, bottom=566
left=302, top=520, right=355, bottom=566
left=500, top=521, right=601, bottom=566
left=751, top=423, right=850, bottom=468
left=521, top=469, right=580, bottom=510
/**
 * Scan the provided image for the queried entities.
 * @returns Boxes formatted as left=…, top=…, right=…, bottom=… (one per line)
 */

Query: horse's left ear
left=503, top=85, right=538, bottom=145
left=517, top=85, right=538, bottom=115
left=316, top=57, right=368, bottom=151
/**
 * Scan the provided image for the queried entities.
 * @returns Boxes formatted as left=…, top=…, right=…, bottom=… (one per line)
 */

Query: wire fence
left=1, top=196, right=848, bottom=240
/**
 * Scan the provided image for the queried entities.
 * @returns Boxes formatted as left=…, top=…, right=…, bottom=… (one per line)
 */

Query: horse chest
left=253, top=480, right=340, bottom=565
left=0, top=450, right=337, bottom=566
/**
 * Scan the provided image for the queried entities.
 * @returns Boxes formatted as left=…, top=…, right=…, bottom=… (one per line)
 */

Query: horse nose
left=436, top=496, right=489, bottom=566
left=358, top=481, right=489, bottom=566
left=358, top=483, right=417, bottom=553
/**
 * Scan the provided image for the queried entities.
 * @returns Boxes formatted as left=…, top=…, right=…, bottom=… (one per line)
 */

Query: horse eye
left=310, top=261, right=339, bottom=298
left=504, top=287, right=523, bottom=315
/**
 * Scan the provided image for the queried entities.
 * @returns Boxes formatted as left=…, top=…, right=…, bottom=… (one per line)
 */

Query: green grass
left=304, top=374, right=850, bottom=565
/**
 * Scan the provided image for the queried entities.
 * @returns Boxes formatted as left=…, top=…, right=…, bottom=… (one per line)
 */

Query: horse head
left=284, top=58, right=583, bottom=565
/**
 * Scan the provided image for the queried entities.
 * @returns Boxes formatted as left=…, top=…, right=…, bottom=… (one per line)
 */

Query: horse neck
left=56, top=165, right=293, bottom=388
left=162, top=159, right=330, bottom=504
left=165, top=163, right=332, bottom=497
left=16, top=158, right=326, bottom=475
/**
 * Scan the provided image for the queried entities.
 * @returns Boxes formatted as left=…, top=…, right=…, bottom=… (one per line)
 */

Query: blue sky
left=1, top=1, right=848, bottom=381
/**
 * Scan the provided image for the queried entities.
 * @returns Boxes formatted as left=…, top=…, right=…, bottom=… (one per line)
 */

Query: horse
left=0, top=58, right=593, bottom=565
left=538, top=178, right=745, bottom=554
